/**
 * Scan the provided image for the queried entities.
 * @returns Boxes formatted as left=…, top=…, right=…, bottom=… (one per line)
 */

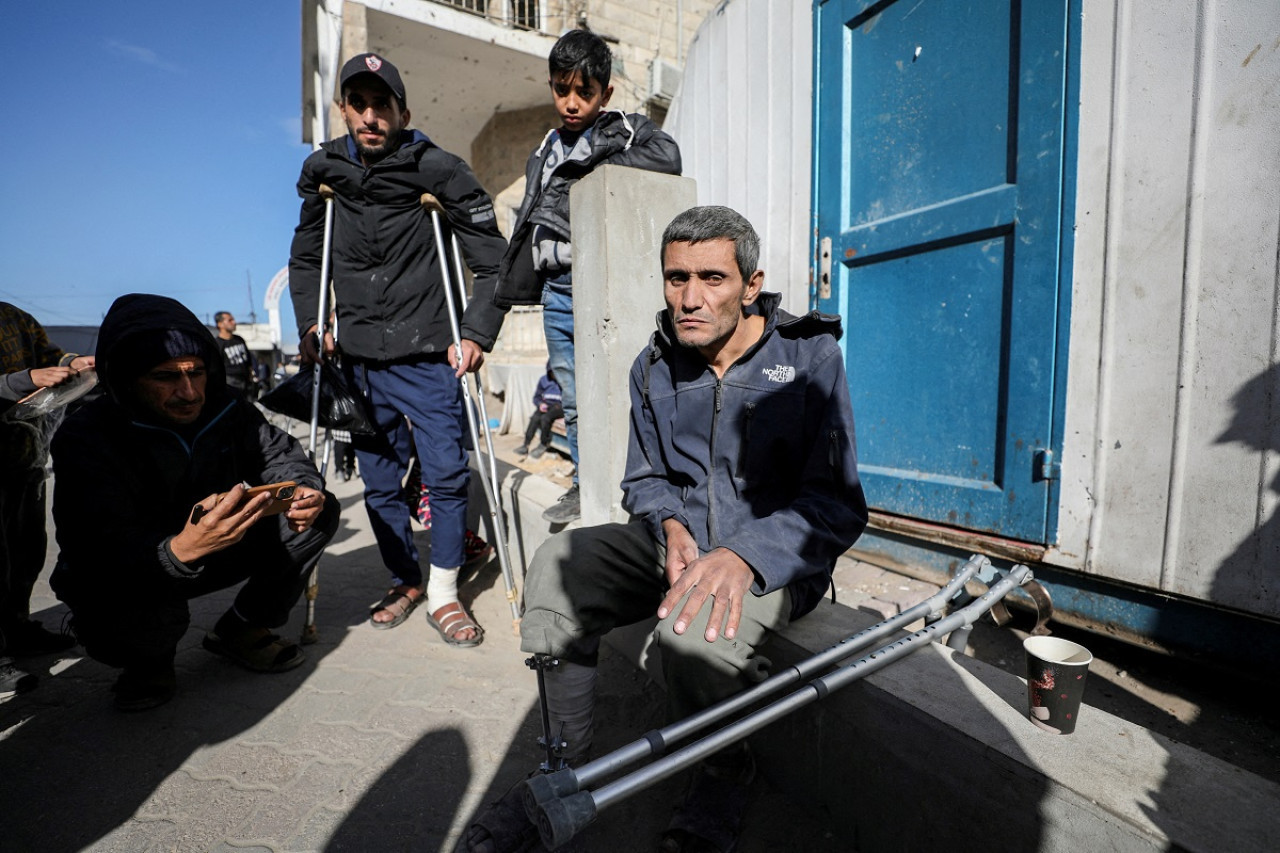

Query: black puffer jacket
left=493, top=111, right=682, bottom=307
left=50, top=294, right=325, bottom=597
left=289, top=131, right=509, bottom=361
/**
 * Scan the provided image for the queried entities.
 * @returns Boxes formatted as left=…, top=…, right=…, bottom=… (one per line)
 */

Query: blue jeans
left=542, top=278, right=578, bottom=483
left=348, top=357, right=469, bottom=585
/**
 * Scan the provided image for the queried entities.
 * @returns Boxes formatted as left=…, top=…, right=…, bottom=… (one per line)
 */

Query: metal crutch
left=530, top=561, right=1035, bottom=849
left=424, top=195, right=522, bottom=632
left=301, top=182, right=336, bottom=644
left=447, top=230, right=520, bottom=575
left=307, top=184, right=336, bottom=462
left=524, top=555, right=991, bottom=809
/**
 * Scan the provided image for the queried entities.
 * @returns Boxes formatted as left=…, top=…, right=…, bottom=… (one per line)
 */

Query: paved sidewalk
left=1, top=465, right=851, bottom=853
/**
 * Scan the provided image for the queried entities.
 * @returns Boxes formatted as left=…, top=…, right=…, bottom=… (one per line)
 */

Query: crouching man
left=50, top=294, right=339, bottom=711
left=464, top=206, right=868, bottom=851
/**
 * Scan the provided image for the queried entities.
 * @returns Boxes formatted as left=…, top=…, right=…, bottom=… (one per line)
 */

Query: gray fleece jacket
left=622, top=292, right=868, bottom=619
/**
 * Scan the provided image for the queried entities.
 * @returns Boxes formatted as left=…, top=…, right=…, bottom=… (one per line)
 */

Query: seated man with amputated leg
left=464, top=206, right=868, bottom=852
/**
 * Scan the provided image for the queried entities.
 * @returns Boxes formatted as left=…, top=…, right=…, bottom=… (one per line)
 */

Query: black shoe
left=515, top=444, right=530, bottom=457
left=530, top=444, right=548, bottom=459
left=0, top=656, right=38, bottom=698
left=541, top=483, right=581, bottom=524
left=6, top=619, right=77, bottom=656
left=458, top=770, right=590, bottom=853
left=660, top=747, right=755, bottom=852
left=112, top=662, right=177, bottom=712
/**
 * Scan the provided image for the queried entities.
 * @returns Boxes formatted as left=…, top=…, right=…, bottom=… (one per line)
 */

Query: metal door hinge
left=1033, top=449, right=1060, bottom=482
left=818, top=236, right=832, bottom=300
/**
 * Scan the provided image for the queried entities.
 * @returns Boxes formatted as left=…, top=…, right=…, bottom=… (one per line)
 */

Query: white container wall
left=665, top=0, right=814, bottom=316
left=1058, top=0, right=1280, bottom=619
left=669, top=0, right=1280, bottom=622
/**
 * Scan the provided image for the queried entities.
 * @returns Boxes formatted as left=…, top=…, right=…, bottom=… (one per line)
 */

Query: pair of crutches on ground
left=301, top=185, right=521, bottom=642
left=521, top=555, right=1034, bottom=849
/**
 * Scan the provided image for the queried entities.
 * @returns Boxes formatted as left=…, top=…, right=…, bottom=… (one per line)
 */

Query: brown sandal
left=427, top=601, right=484, bottom=647
left=369, top=585, right=424, bottom=630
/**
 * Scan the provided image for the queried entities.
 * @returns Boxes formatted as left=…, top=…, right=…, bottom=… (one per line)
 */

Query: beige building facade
left=302, top=0, right=716, bottom=227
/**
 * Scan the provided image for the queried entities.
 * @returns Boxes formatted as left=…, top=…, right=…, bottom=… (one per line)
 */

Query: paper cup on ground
left=1024, top=636, right=1092, bottom=734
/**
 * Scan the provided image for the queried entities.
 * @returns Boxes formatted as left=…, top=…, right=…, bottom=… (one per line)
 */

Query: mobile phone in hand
left=243, top=481, right=299, bottom=516
left=189, top=481, right=298, bottom=524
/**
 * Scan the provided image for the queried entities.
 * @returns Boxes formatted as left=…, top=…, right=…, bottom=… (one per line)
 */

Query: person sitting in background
left=515, top=362, right=563, bottom=459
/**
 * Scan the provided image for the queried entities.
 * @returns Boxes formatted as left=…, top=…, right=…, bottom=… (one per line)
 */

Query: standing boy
left=289, top=53, right=508, bottom=645
left=493, top=29, right=682, bottom=523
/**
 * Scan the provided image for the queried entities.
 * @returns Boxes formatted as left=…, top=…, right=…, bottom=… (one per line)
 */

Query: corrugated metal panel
left=1057, top=0, right=1280, bottom=618
left=665, top=0, right=814, bottom=316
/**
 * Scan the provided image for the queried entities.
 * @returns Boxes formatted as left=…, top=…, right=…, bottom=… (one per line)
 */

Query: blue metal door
left=814, top=0, right=1073, bottom=542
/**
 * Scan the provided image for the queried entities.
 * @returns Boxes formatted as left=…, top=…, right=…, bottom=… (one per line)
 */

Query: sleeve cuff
left=159, top=539, right=203, bottom=580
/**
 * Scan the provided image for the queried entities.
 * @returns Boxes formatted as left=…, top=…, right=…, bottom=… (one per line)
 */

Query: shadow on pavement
left=0, top=501, right=373, bottom=853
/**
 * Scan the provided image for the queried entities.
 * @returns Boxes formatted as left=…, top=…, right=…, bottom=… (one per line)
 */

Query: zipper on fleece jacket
left=706, top=378, right=724, bottom=548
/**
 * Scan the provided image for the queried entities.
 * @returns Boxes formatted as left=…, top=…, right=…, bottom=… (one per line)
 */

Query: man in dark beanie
left=49, top=294, right=339, bottom=710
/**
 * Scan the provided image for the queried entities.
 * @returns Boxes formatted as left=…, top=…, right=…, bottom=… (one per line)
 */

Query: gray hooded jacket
left=622, top=293, right=868, bottom=619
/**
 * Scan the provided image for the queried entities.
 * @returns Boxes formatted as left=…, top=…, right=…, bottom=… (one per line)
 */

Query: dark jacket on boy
left=493, top=110, right=682, bottom=308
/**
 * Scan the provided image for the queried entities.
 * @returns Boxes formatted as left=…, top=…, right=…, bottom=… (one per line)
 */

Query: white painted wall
left=1055, top=0, right=1280, bottom=619
left=665, top=0, right=814, bottom=315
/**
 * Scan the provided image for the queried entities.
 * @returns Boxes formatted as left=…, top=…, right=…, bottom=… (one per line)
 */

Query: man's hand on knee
left=662, top=519, right=700, bottom=585
left=657, top=547, right=754, bottom=643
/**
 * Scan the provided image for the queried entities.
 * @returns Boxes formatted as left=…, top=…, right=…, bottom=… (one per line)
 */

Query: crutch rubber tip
left=536, top=791, right=597, bottom=850
left=523, top=769, right=580, bottom=818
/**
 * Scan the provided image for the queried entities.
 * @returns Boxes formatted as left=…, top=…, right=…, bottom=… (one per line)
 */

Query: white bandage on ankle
left=426, top=564, right=460, bottom=610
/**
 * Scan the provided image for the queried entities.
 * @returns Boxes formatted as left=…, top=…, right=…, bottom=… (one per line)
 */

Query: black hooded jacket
left=50, top=294, right=325, bottom=597
left=493, top=111, right=682, bottom=308
left=289, top=131, right=509, bottom=362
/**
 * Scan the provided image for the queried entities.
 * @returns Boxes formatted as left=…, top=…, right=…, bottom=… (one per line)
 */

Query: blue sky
left=1, top=1, right=312, bottom=335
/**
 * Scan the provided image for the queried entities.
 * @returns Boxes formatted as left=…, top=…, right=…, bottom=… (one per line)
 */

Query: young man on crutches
left=288, top=53, right=508, bottom=645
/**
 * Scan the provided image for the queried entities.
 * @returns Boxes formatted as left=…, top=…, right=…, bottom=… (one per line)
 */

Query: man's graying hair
left=661, top=206, right=760, bottom=281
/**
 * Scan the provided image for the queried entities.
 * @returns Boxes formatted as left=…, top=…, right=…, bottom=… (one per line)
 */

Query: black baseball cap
left=340, top=53, right=406, bottom=102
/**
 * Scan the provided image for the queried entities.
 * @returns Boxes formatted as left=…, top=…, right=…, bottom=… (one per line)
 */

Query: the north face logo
left=365, top=55, right=383, bottom=72
left=762, top=364, right=795, bottom=383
